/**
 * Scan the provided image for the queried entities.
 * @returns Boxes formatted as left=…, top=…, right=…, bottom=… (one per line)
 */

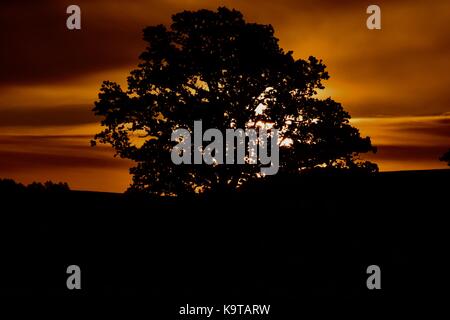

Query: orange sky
left=1, top=0, right=449, bottom=192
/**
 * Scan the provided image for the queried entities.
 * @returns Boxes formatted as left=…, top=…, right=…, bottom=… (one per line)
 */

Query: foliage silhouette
left=440, top=149, right=450, bottom=166
left=92, top=7, right=377, bottom=196
left=0, top=178, right=70, bottom=193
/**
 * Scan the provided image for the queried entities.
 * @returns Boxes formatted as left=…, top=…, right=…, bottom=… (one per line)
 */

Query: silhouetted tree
left=92, top=7, right=377, bottom=196
left=0, top=179, right=70, bottom=193
left=43, top=181, right=70, bottom=192
left=440, top=149, right=450, bottom=166
left=27, top=182, right=46, bottom=193
left=0, top=178, right=25, bottom=193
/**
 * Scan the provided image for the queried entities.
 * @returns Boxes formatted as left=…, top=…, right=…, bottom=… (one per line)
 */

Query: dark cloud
left=0, top=0, right=398, bottom=85
left=369, top=145, right=449, bottom=162
left=0, top=105, right=97, bottom=126
left=0, top=135, right=97, bottom=154
left=0, top=149, right=128, bottom=170
left=0, top=134, right=93, bottom=141
left=0, top=134, right=117, bottom=160
left=0, top=1, right=150, bottom=85
left=397, top=120, right=450, bottom=138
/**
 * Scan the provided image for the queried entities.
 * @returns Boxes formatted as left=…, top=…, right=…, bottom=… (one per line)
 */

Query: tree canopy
left=92, top=7, right=377, bottom=196
left=440, top=149, right=450, bottom=166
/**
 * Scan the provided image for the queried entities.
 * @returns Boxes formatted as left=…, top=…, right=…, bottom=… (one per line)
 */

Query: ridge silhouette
left=0, top=170, right=448, bottom=303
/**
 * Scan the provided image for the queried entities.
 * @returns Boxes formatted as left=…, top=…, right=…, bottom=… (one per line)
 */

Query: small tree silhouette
left=0, top=179, right=70, bottom=193
left=440, top=149, right=450, bottom=166
left=0, top=179, right=25, bottom=193
left=92, top=7, right=377, bottom=196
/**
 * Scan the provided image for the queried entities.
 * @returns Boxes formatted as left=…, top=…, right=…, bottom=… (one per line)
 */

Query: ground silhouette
left=0, top=170, right=447, bottom=310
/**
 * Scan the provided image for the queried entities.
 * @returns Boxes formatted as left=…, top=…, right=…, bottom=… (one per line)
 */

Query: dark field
left=0, top=170, right=447, bottom=313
